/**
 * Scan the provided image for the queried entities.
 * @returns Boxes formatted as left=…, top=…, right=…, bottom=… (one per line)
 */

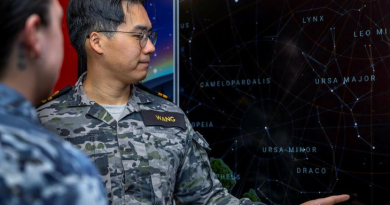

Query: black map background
left=179, top=0, right=390, bottom=204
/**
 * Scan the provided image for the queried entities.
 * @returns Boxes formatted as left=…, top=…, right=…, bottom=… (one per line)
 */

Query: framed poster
left=143, top=0, right=175, bottom=100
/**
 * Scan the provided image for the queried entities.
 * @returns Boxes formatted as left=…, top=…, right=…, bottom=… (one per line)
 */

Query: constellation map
left=179, top=0, right=390, bottom=204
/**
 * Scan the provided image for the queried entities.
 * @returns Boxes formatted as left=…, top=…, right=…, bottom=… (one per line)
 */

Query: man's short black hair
left=66, top=0, right=146, bottom=76
left=0, top=0, right=51, bottom=72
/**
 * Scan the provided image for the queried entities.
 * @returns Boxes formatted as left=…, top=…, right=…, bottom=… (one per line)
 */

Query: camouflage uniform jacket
left=0, top=83, right=107, bottom=205
left=38, top=73, right=264, bottom=205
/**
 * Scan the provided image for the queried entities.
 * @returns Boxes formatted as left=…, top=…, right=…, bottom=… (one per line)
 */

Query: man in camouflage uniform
left=0, top=0, right=107, bottom=204
left=38, top=0, right=349, bottom=204
left=37, top=0, right=263, bottom=203
left=38, top=72, right=263, bottom=205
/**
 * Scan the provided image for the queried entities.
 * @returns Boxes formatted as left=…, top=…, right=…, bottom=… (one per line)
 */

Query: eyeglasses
left=87, top=29, right=157, bottom=48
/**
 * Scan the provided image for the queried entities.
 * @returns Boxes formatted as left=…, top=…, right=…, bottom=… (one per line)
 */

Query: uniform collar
left=0, top=83, right=39, bottom=124
left=130, top=84, right=154, bottom=104
left=66, top=72, right=92, bottom=107
left=66, top=72, right=153, bottom=127
left=66, top=72, right=153, bottom=107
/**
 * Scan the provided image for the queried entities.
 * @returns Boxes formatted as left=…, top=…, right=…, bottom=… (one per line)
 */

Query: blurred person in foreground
left=0, top=0, right=107, bottom=204
left=37, top=0, right=349, bottom=204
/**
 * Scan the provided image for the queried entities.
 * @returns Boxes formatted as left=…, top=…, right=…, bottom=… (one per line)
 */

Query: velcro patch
left=141, top=110, right=187, bottom=130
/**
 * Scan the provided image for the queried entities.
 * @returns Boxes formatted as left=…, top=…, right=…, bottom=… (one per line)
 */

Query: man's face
left=38, top=0, right=64, bottom=96
left=103, top=2, right=156, bottom=84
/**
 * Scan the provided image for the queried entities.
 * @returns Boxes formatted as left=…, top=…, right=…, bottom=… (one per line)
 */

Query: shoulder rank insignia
left=40, top=85, right=72, bottom=104
left=141, top=110, right=187, bottom=130
left=135, top=83, right=172, bottom=101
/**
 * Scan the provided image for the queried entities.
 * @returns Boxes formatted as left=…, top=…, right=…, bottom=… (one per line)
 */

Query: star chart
left=179, top=0, right=390, bottom=204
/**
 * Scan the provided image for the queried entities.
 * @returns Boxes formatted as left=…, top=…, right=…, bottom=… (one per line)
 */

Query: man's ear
left=88, top=32, right=104, bottom=55
left=22, top=14, right=42, bottom=59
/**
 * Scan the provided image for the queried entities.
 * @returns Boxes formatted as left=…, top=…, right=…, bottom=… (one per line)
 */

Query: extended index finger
left=322, top=195, right=350, bottom=205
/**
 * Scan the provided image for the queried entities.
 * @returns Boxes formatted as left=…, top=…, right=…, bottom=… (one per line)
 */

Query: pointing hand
left=301, top=195, right=350, bottom=205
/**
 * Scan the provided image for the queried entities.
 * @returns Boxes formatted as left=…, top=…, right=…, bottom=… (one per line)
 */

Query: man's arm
left=172, top=118, right=349, bottom=205
left=173, top=125, right=265, bottom=205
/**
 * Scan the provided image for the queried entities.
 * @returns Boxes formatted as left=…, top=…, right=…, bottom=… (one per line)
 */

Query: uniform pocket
left=140, top=126, right=186, bottom=202
left=192, top=131, right=211, bottom=151
left=66, top=133, right=112, bottom=201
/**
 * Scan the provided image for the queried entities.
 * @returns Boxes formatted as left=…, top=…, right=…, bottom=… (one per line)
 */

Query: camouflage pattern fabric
left=0, top=83, right=107, bottom=205
left=38, top=72, right=265, bottom=205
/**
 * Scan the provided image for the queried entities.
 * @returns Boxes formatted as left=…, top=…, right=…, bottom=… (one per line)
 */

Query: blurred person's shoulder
left=0, top=123, right=107, bottom=205
left=0, top=87, right=107, bottom=205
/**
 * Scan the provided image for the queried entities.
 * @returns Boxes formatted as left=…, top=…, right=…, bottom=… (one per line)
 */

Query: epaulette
left=40, top=85, right=73, bottom=105
left=135, top=83, right=172, bottom=101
